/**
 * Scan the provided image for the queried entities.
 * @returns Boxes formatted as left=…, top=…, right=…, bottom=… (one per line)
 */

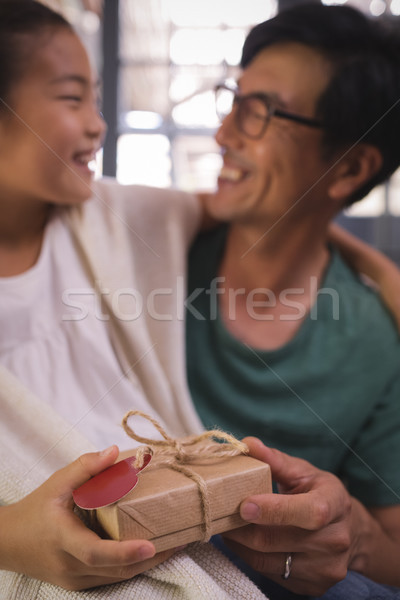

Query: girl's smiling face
left=0, top=27, right=106, bottom=208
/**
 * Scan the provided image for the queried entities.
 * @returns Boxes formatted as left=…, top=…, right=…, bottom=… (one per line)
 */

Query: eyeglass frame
left=214, top=82, right=323, bottom=139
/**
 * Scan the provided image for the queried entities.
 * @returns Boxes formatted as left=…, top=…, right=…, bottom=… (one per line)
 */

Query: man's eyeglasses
left=215, top=82, right=323, bottom=140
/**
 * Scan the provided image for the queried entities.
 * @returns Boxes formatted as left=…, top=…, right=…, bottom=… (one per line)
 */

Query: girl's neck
left=0, top=201, right=53, bottom=277
left=0, top=193, right=52, bottom=239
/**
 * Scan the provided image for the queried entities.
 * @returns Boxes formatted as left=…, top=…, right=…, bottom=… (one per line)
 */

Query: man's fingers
left=222, top=537, right=296, bottom=578
left=241, top=438, right=345, bottom=529
left=223, top=520, right=347, bottom=554
left=243, top=437, right=316, bottom=487
left=239, top=488, right=334, bottom=530
left=221, top=539, right=341, bottom=597
left=223, top=523, right=308, bottom=552
left=240, top=491, right=314, bottom=528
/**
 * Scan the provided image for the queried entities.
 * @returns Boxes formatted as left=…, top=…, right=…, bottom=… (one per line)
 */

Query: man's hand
left=0, top=446, right=177, bottom=590
left=222, top=437, right=360, bottom=597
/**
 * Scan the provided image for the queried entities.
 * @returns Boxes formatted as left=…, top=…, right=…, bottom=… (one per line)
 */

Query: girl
left=0, top=3, right=266, bottom=598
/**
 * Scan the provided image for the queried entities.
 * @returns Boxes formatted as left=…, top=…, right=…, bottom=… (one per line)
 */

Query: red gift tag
left=73, top=453, right=152, bottom=510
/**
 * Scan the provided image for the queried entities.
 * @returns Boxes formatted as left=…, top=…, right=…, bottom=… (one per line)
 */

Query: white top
left=0, top=180, right=205, bottom=485
left=0, top=181, right=267, bottom=600
left=0, top=212, right=168, bottom=450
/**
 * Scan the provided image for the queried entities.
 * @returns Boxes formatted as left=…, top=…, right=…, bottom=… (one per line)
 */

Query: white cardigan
left=0, top=180, right=267, bottom=599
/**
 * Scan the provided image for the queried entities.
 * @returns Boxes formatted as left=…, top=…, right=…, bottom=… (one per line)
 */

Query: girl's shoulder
left=89, top=178, right=201, bottom=230
left=93, top=178, right=198, bottom=209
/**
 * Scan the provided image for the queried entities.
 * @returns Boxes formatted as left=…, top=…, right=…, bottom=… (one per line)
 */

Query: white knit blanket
left=0, top=544, right=267, bottom=600
left=0, top=366, right=268, bottom=600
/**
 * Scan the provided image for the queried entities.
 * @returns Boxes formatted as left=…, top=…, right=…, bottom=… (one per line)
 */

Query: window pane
left=389, top=169, right=400, bottom=216
left=172, top=136, right=221, bottom=192
left=164, top=0, right=223, bottom=26
left=119, top=65, right=170, bottom=116
left=169, top=65, right=236, bottom=103
left=172, top=90, right=219, bottom=128
left=120, top=0, right=170, bottom=61
left=224, top=29, right=246, bottom=65
left=163, top=0, right=277, bottom=27
left=344, top=185, right=385, bottom=217
left=170, top=30, right=224, bottom=65
left=222, top=0, right=277, bottom=26
left=117, top=134, right=171, bottom=187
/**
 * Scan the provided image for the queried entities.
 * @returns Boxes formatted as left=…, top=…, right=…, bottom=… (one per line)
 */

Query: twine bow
left=122, top=410, right=249, bottom=542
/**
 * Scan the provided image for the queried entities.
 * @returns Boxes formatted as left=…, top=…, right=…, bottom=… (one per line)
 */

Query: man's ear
left=328, top=144, right=383, bottom=203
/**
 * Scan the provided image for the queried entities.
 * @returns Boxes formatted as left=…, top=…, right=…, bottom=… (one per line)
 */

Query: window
left=112, top=0, right=278, bottom=190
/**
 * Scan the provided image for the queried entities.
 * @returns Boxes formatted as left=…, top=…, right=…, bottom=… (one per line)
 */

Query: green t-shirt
left=186, top=226, right=400, bottom=506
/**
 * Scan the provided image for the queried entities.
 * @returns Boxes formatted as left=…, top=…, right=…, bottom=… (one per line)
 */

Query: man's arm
left=329, top=223, right=400, bottom=330
left=0, top=446, right=176, bottom=591
left=222, top=437, right=400, bottom=597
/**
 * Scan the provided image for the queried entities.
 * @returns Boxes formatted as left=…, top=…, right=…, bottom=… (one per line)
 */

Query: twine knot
left=122, top=410, right=249, bottom=542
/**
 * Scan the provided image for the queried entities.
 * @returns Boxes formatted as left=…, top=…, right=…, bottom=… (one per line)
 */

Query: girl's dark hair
left=0, top=1, right=72, bottom=107
left=242, top=4, right=400, bottom=205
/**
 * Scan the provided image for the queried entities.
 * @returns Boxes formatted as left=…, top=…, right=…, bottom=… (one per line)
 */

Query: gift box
left=95, top=451, right=271, bottom=552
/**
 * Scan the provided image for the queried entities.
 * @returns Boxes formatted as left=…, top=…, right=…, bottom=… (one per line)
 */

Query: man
left=186, top=4, right=400, bottom=598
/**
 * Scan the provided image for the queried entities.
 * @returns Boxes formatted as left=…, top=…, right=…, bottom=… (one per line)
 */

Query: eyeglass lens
left=215, top=87, right=270, bottom=138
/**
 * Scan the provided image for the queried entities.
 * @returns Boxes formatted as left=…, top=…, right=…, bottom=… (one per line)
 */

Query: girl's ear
left=328, top=144, right=383, bottom=203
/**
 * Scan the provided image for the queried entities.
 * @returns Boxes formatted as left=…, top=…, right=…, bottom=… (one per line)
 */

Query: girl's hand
left=0, top=446, right=176, bottom=590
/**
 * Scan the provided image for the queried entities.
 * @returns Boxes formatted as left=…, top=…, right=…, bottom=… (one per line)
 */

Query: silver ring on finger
left=282, top=553, right=292, bottom=580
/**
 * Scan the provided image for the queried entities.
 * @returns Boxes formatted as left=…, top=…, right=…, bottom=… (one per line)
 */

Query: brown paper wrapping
left=96, top=453, right=271, bottom=552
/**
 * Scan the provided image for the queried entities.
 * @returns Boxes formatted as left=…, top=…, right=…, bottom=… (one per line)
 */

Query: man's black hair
left=242, top=4, right=400, bottom=205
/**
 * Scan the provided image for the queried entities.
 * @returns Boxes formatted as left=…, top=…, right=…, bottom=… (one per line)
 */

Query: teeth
left=88, top=158, right=97, bottom=172
left=75, top=153, right=96, bottom=168
left=220, top=166, right=245, bottom=182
